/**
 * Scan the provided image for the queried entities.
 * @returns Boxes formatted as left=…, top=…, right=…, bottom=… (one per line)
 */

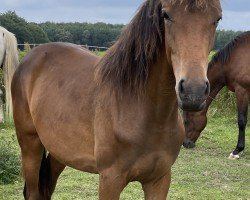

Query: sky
left=0, top=0, right=250, bottom=31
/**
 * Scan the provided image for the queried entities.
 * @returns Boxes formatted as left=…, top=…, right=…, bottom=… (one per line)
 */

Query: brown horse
left=12, top=0, right=221, bottom=199
left=183, top=31, right=250, bottom=159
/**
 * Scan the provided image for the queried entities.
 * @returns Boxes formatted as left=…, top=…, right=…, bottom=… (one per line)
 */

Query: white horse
left=0, top=26, right=19, bottom=123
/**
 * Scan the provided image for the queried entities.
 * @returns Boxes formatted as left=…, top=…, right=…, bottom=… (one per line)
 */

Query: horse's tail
left=39, top=149, right=52, bottom=199
left=3, top=29, right=19, bottom=120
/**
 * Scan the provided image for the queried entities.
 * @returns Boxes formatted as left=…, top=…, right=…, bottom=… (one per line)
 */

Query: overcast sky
left=0, top=0, right=250, bottom=31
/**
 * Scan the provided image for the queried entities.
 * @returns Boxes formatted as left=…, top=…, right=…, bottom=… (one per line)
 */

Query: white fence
left=17, top=44, right=108, bottom=51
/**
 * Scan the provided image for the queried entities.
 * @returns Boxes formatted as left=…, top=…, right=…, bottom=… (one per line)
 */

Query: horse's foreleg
left=142, top=171, right=171, bottom=200
left=229, top=87, right=248, bottom=159
left=99, top=169, right=128, bottom=200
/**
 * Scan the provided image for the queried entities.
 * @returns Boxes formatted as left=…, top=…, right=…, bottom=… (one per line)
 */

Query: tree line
left=0, top=11, right=243, bottom=50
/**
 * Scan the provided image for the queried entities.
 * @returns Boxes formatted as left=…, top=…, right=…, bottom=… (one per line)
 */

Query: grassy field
left=0, top=115, right=249, bottom=200
left=95, top=51, right=106, bottom=57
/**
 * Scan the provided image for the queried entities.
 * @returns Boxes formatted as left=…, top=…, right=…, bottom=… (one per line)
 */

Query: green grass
left=209, top=51, right=217, bottom=61
left=0, top=116, right=249, bottom=200
left=94, top=51, right=106, bottom=57
left=0, top=122, right=20, bottom=185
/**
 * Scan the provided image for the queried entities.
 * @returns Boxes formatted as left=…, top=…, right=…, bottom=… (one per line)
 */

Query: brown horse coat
left=12, top=0, right=221, bottom=199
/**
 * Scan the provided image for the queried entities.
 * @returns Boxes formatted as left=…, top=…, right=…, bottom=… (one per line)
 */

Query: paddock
left=0, top=116, right=249, bottom=199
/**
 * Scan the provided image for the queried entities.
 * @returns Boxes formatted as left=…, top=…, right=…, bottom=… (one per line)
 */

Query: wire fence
left=17, top=44, right=108, bottom=51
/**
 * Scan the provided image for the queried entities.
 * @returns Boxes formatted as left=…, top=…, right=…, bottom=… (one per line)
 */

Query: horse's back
left=226, top=35, right=250, bottom=91
left=12, top=42, right=99, bottom=172
left=12, top=42, right=99, bottom=117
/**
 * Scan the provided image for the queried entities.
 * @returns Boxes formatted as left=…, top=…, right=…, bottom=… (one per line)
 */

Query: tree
left=0, top=11, right=49, bottom=45
left=0, top=11, right=244, bottom=50
left=0, top=11, right=33, bottom=44
left=28, top=23, right=49, bottom=43
left=214, top=30, right=243, bottom=50
left=39, top=22, right=123, bottom=47
left=53, top=28, right=73, bottom=42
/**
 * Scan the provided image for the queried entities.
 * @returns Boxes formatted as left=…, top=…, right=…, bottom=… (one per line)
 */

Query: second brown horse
left=183, top=31, right=250, bottom=159
left=12, top=0, right=221, bottom=199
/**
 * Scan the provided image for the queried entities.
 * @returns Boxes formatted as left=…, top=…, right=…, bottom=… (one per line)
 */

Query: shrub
left=208, top=88, right=236, bottom=120
left=207, top=51, right=237, bottom=120
left=19, top=43, right=31, bottom=60
left=0, top=125, right=21, bottom=184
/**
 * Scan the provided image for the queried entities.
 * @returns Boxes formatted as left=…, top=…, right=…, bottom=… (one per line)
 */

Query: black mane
left=96, top=0, right=163, bottom=94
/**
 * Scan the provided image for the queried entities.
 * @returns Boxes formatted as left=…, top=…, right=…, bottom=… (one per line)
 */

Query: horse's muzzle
left=177, top=79, right=209, bottom=112
left=183, top=137, right=196, bottom=149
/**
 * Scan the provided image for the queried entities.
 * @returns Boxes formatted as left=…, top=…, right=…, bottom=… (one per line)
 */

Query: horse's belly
left=37, top=123, right=97, bottom=173
left=29, top=64, right=98, bottom=172
left=228, top=66, right=250, bottom=91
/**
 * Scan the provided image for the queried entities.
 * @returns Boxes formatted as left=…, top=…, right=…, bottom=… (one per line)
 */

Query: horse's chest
left=227, top=67, right=250, bottom=91
left=129, top=151, right=173, bottom=182
left=128, top=129, right=183, bottom=181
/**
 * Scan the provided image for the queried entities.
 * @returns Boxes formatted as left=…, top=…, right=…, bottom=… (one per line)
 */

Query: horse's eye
left=184, top=120, right=189, bottom=126
left=214, top=17, right=222, bottom=26
left=162, top=11, right=172, bottom=21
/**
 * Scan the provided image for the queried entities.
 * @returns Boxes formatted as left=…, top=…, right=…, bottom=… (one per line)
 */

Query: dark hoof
left=183, top=139, right=196, bottom=149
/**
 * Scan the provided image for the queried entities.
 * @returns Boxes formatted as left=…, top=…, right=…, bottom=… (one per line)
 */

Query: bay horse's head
left=97, top=0, right=221, bottom=112
left=161, top=0, right=222, bottom=111
left=182, top=111, right=207, bottom=148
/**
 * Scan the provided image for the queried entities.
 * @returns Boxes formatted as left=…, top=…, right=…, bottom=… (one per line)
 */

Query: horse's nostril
left=205, top=81, right=210, bottom=95
left=183, top=139, right=196, bottom=149
left=179, top=79, right=185, bottom=94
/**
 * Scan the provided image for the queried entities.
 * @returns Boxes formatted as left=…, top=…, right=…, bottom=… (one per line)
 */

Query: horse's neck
left=145, top=50, right=178, bottom=122
left=106, top=49, right=178, bottom=130
left=205, top=62, right=226, bottom=111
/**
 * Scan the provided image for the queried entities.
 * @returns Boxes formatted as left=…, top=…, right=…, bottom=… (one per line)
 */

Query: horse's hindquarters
left=12, top=43, right=99, bottom=173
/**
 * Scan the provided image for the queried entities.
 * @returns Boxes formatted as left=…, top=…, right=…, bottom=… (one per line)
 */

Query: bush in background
left=207, top=52, right=237, bottom=120
left=0, top=123, right=21, bottom=184
left=207, top=89, right=237, bottom=126
left=19, top=43, right=31, bottom=60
